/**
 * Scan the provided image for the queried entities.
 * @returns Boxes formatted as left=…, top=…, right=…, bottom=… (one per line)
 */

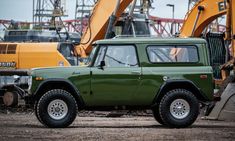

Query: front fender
left=32, top=78, right=85, bottom=108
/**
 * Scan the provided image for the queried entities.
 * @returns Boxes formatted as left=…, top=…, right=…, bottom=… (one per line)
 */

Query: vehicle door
left=89, top=45, right=141, bottom=106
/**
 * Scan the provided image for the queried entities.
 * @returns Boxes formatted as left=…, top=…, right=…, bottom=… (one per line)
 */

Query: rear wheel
left=159, top=89, right=199, bottom=128
left=152, top=105, right=164, bottom=125
left=36, top=89, right=77, bottom=128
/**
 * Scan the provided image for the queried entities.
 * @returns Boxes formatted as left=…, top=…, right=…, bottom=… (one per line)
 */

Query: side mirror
left=98, top=60, right=105, bottom=69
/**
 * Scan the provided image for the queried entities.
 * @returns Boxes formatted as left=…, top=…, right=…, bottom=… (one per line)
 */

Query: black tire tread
left=152, top=105, right=165, bottom=125
left=36, top=89, right=78, bottom=128
left=159, top=89, right=199, bottom=128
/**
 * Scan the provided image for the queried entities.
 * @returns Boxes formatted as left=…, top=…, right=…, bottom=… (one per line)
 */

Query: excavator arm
left=180, top=0, right=234, bottom=78
left=180, top=0, right=227, bottom=37
left=75, top=0, right=133, bottom=58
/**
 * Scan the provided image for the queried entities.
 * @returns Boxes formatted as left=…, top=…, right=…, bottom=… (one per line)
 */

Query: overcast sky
left=0, top=0, right=189, bottom=22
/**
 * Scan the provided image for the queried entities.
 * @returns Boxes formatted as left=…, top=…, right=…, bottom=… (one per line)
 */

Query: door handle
left=72, top=71, right=80, bottom=75
left=131, top=71, right=141, bottom=75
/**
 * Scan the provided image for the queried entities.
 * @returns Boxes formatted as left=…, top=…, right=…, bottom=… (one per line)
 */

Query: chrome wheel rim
left=47, top=99, right=68, bottom=120
left=170, top=99, right=190, bottom=119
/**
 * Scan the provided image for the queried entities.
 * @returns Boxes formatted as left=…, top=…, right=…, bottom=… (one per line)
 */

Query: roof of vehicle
left=94, top=37, right=207, bottom=45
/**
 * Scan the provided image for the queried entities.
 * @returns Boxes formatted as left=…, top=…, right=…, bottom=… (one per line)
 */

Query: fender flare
left=34, top=78, right=85, bottom=108
left=152, top=79, right=209, bottom=106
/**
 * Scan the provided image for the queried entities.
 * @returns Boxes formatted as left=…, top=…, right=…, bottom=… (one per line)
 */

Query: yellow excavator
left=180, top=0, right=235, bottom=121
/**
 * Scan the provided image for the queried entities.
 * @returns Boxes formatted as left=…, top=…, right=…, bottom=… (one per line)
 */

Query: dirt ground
left=0, top=111, right=234, bottom=141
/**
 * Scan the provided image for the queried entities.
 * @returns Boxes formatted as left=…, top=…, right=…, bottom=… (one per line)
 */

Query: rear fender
left=152, top=80, right=209, bottom=106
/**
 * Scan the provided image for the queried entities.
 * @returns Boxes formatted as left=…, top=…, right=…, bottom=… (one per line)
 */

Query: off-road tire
left=159, top=89, right=199, bottom=128
left=36, top=89, right=77, bottom=128
left=152, top=105, right=164, bottom=125
left=34, top=100, right=44, bottom=124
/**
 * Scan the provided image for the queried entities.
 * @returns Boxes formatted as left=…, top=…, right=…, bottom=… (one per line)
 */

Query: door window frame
left=91, top=44, right=140, bottom=68
left=146, top=45, right=200, bottom=64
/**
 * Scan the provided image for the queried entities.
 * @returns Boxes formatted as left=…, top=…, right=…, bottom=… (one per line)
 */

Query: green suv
left=28, top=37, right=214, bottom=128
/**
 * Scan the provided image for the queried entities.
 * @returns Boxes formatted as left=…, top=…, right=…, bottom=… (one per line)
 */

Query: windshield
left=133, top=21, right=150, bottom=35
left=58, top=43, right=79, bottom=66
left=85, top=46, right=97, bottom=65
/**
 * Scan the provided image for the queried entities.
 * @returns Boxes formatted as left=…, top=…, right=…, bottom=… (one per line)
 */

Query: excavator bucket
left=207, top=83, right=235, bottom=121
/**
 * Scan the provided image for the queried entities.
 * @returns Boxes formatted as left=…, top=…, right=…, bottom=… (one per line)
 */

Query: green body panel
left=30, top=67, right=91, bottom=94
left=88, top=67, right=141, bottom=106
left=139, top=66, right=213, bottom=103
left=29, top=37, right=214, bottom=107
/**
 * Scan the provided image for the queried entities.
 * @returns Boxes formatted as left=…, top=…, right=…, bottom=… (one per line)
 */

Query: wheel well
left=153, top=81, right=207, bottom=105
left=1, top=85, right=15, bottom=91
left=34, top=81, right=84, bottom=109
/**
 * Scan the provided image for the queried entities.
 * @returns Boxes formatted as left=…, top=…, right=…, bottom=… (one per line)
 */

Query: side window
left=104, top=45, right=138, bottom=67
left=58, top=43, right=79, bottom=66
left=147, top=45, right=199, bottom=63
left=59, top=43, right=73, bottom=57
left=94, top=46, right=106, bottom=67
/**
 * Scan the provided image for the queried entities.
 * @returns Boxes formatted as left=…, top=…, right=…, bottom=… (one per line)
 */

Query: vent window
left=7, top=44, right=17, bottom=54
left=0, top=44, right=17, bottom=54
left=0, top=44, right=7, bottom=54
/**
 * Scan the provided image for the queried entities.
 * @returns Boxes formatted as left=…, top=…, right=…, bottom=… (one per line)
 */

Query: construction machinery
left=0, top=0, right=152, bottom=107
left=0, top=0, right=150, bottom=69
left=180, top=0, right=235, bottom=121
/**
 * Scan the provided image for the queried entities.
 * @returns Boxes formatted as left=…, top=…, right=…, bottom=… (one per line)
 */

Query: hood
left=31, top=66, right=90, bottom=79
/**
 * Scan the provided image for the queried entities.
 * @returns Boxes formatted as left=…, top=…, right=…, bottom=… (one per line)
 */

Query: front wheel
left=159, top=89, right=199, bottom=128
left=36, top=89, right=77, bottom=128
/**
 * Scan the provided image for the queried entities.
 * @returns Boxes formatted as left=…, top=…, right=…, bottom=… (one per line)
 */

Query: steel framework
left=0, top=0, right=226, bottom=37
left=149, top=15, right=184, bottom=37
left=74, top=0, right=97, bottom=34
left=33, top=0, right=67, bottom=29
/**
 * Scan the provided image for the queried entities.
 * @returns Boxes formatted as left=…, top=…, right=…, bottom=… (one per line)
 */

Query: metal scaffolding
left=74, top=0, right=97, bottom=34
left=33, top=0, right=67, bottom=29
left=73, top=0, right=152, bottom=35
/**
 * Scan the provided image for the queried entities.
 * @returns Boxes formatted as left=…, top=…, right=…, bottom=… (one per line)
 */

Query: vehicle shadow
left=1, top=123, right=235, bottom=129
left=70, top=124, right=165, bottom=129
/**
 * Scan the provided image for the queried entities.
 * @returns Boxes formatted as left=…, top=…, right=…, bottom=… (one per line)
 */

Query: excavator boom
left=180, top=0, right=227, bottom=37
left=75, top=0, right=133, bottom=58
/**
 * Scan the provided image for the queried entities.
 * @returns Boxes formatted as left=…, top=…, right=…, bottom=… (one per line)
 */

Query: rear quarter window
left=147, top=45, right=199, bottom=63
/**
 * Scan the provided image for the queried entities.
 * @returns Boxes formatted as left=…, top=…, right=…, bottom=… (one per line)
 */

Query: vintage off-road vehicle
left=27, top=37, right=214, bottom=128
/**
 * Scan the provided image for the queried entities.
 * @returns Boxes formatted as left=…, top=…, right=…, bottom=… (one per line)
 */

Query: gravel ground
left=0, top=112, right=234, bottom=141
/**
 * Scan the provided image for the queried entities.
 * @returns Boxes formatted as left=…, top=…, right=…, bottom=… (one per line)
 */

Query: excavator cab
left=58, top=42, right=79, bottom=66
left=114, top=13, right=150, bottom=36
left=3, top=30, right=81, bottom=43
